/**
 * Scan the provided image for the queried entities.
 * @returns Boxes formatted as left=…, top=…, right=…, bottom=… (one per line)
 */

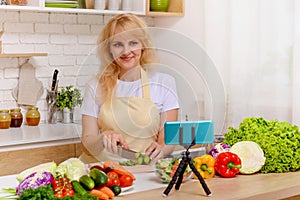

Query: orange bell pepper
left=193, top=154, right=215, bottom=179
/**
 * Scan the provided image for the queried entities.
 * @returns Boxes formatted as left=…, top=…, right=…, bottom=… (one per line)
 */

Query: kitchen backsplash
left=0, top=10, right=153, bottom=122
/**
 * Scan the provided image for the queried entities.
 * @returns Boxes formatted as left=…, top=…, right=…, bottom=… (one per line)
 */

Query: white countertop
left=0, top=123, right=82, bottom=152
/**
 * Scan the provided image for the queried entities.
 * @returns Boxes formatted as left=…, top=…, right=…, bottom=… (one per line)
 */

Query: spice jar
left=7, top=0, right=28, bottom=5
left=26, top=107, right=40, bottom=126
left=0, top=110, right=11, bottom=129
left=10, top=108, right=23, bottom=128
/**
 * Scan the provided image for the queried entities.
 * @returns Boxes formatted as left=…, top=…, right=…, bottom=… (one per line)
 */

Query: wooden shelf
left=0, top=53, right=48, bottom=58
left=146, top=0, right=184, bottom=17
left=0, top=0, right=184, bottom=17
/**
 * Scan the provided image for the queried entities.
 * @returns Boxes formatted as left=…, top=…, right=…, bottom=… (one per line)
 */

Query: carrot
left=90, top=189, right=109, bottom=200
left=103, top=160, right=136, bottom=180
left=98, top=186, right=115, bottom=198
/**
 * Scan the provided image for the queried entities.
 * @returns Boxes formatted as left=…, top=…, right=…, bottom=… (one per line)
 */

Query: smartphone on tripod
left=162, top=120, right=214, bottom=197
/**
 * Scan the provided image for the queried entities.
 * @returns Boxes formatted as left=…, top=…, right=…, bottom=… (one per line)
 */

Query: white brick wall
left=0, top=10, right=152, bottom=123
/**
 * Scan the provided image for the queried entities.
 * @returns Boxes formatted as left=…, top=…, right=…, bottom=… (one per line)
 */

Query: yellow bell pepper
left=193, top=154, right=215, bottom=179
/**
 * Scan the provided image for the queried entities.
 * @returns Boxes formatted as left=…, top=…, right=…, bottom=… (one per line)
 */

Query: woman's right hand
left=101, top=130, right=128, bottom=154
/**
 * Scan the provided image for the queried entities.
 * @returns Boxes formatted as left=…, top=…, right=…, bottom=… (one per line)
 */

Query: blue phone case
left=164, top=120, right=214, bottom=145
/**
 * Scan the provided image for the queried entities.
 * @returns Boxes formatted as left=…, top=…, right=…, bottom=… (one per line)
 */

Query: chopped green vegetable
left=223, top=117, right=300, bottom=173
left=154, top=157, right=192, bottom=183
left=143, top=155, right=151, bottom=164
left=119, top=160, right=137, bottom=166
left=119, top=153, right=152, bottom=166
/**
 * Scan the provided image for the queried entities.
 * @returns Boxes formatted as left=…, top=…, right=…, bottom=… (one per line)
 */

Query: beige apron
left=80, top=68, right=160, bottom=163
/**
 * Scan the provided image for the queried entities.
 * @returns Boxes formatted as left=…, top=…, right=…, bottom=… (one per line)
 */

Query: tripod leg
left=163, top=159, right=185, bottom=196
left=188, top=159, right=212, bottom=196
left=175, top=163, right=187, bottom=190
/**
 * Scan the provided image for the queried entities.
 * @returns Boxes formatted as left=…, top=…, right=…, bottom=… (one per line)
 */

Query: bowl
left=154, top=157, right=193, bottom=184
left=150, top=0, right=169, bottom=12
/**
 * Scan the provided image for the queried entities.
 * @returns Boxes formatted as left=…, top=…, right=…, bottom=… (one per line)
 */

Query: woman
left=80, top=14, right=179, bottom=163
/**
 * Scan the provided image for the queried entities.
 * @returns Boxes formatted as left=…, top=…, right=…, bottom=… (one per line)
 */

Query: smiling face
left=110, top=28, right=144, bottom=78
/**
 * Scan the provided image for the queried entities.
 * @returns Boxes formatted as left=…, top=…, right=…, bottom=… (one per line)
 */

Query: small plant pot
left=62, top=108, right=74, bottom=123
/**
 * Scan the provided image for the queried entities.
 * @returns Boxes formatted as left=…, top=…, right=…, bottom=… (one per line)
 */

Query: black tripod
left=162, top=142, right=212, bottom=197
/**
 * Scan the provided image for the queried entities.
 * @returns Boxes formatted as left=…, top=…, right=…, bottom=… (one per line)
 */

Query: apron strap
left=141, top=68, right=151, bottom=99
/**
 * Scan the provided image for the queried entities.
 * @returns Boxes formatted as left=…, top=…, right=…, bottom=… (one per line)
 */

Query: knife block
left=46, top=90, right=58, bottom=124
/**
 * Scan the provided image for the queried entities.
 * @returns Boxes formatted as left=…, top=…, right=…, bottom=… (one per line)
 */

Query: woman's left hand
left=145, top=142, right=165, bottom=161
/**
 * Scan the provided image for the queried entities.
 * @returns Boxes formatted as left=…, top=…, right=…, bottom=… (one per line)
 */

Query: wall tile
left=64, top=24, right=90, bottom=34
left=49, top=13, right=77, bottom=24
left=50, top=34, right=77, bottom=44
left=20, top=12, right=48, bottom=23
left=4, top=68, right=19, bottom=78
left=1, top=33, right=19, bottom=44
left=48, top=55, right=76, bottom=66
left=4, top=22, right=34, bottom=33
left=77, top=14, right=104, bottom=25
left=20, top=34, right=49, bottom=44
left=35, top=23, right=64, bottom=33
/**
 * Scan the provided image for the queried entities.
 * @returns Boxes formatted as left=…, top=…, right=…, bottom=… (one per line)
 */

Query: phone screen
left=164, top=120, right=214, bottom=145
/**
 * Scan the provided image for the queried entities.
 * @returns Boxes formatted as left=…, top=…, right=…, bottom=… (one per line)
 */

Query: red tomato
left=107, top=171, right=119, bottom=179
left=106, top=171, right=120, bottom=187
left=107, top=177, right=120, bottom=187
left=63, top=189, right=75, bottom=197
left=119, top=175, right=134, bottom=188
left=55, top=190, right=64, bottom=198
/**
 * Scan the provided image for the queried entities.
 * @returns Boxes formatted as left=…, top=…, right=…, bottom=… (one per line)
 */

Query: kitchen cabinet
left=0, top=143, right=82, bottom=176
left=0, top=0, right=184, bottom=16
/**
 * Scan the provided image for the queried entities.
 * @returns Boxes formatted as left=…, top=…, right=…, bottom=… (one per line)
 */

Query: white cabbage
left=230, top=141, right=266, bottom=174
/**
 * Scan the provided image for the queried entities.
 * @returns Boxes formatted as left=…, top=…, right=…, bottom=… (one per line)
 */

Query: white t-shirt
left=81, top=72, right=180, bottom=118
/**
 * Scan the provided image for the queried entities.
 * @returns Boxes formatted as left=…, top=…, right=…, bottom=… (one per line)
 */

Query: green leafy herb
left=56, top=85, right=83, bottom=111
left=223, top=117, right=300, bottom=173
left=18, top=185, right=97, bottom=200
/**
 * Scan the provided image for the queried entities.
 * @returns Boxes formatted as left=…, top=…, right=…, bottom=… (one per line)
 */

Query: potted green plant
left=56, top=85, right=83, bottom=123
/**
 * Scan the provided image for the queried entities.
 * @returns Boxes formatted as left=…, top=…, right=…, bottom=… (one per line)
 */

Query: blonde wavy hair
left=97, top=14, right=158, bottom=102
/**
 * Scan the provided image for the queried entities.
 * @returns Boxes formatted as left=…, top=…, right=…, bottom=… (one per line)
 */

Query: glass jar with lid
left=10, top=108, right=23, bottom=128
left=0, top=109, right=11, bottom=129
left=26, top=107, right=40, bottom=126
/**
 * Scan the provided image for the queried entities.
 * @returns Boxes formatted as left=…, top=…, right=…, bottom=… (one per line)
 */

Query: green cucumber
left=79, top=175, right=95, bottom=190
left=143, top=155, right=151, bottom=164
left=137, top=156, right=144, bottom=165
left=111, top=185, right=122, bottom=196
left=89, top=168, right=108, bottom=185
left=71, top=180, right=87, bottom=195
left=134, top=152, right=141, bottom=159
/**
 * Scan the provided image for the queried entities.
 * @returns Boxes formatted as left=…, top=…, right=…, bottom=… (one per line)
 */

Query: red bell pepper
left=214, top=152, right=241, bottom=178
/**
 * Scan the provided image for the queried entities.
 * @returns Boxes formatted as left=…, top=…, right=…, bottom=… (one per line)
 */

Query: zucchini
left=89, top=168, right=108, bottom=185
left=71, top=180, right=87, bottom=195
left=79, top=175, right=95, bottom=190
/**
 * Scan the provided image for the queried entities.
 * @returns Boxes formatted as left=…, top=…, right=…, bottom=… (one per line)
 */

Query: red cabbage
left=16, top=171, right=54, bottom=196
left=208, top=143, right=231, bottom=159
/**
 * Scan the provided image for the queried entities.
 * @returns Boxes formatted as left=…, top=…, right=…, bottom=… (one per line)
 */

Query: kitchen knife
left=118, top=146, right=139, bottom=161
left=51, top=69, right=59, bottom=91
